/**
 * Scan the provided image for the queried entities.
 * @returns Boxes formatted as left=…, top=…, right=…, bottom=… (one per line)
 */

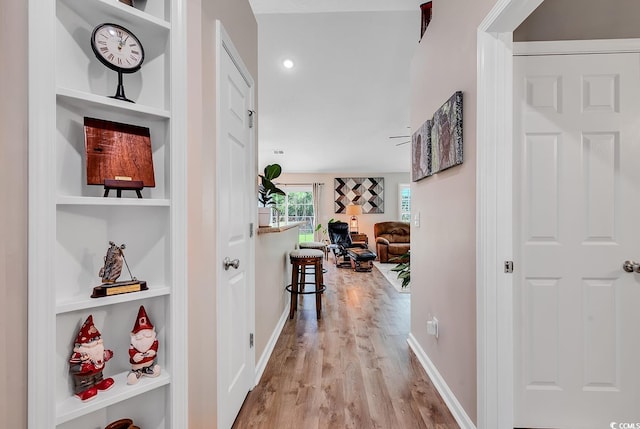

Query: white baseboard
left=254, top=307, right=288, bottom=386
left=407, top=333, right=476, bottom=429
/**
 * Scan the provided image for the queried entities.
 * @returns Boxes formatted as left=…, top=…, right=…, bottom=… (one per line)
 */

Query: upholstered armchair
left=374, top=221, right=410, bottom=263
left=328, top=221, right=366, bottom=267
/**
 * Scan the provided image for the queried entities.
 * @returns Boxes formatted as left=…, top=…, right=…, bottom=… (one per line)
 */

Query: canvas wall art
left=411, top=119, right=432, bottom=182
left=411, top=91, right=463, bottom=181
left=335, top=177, right=384, bottom=214
left=431, top=91, right=463, bottom=173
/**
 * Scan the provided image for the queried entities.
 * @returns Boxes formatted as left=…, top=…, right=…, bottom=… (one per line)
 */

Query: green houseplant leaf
left=314, top=218, right=335, bottom=241
left=390, top=251, right=410, bottom=288
left=258, top=163, right=286, bottom=207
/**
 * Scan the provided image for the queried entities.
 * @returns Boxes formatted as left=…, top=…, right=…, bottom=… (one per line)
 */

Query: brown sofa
left=374, top=221, right=410, bottom=263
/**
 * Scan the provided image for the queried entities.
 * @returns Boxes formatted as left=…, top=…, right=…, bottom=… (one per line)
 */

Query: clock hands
left=118, top=35, right=130, bottom=51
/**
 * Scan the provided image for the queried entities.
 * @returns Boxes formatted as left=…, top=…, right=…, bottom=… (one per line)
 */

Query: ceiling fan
left=389, top=135, right=411, bottom=146
left=389, top=126, right=411, bottom=146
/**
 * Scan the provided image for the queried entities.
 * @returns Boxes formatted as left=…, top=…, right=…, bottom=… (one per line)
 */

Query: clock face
left=91, top=23, right=144, bottom=73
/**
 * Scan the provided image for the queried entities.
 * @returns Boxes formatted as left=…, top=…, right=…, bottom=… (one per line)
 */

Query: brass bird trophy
left=91, top=241, right=148, bottom=298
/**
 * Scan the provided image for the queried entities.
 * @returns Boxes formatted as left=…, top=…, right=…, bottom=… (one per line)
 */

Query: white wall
left=0, top=1, right=28, bottom=427
left=515, top=0, right=640, bottom=41
left=409, top=0, right=496, bottom=423
left=255, top=228, right=297, bottom=360
left=186, top=0, right=257, bottom=426
left=278, top=172, right=410, bottom=243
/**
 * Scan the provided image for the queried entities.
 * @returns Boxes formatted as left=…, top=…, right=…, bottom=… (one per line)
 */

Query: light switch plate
left=427, top=317, right=438, bottom=338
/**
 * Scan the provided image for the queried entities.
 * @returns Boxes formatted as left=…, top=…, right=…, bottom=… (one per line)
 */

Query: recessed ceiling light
left=282, top=59, right=294, bottom=69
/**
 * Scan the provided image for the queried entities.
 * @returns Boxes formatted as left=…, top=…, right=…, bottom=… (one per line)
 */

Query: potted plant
left=390, top=251, right=410, bottom=288
left=314, top=218, right=335, bottom=242
left=258, top=163, right=286, bottom=227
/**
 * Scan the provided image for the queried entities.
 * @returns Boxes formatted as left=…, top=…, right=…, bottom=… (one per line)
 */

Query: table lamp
left=346, top=204, right=363, bottom=234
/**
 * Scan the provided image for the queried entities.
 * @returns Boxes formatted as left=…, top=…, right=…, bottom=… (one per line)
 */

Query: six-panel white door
left=216, top=24, right=255, bottom=429
left=514, top=52, right=640, bottom=428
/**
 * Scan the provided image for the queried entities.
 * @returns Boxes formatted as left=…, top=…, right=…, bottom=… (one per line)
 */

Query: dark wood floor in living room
left=232, top=260, right=460, bottom=429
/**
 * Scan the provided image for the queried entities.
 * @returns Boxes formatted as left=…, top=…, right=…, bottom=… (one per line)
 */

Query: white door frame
left=478, top=1, right=640, bottom=427
left=215, top=20, right=256, bottom=428
left=476, top=1, right=543, bottom=428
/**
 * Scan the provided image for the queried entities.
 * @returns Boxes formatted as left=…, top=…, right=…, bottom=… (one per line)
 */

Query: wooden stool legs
left=314, top=258, right=322, bottom=319
left=289, top=261, right=300, bottom=319
left=288, top=255, right=325, bottom=320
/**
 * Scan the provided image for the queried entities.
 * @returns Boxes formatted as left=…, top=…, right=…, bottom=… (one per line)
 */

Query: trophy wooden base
left=91, top=280, right=148, bottom=298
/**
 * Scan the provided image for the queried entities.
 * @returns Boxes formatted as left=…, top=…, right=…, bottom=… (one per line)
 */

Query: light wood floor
left=233, top=259, right=460, bottom=429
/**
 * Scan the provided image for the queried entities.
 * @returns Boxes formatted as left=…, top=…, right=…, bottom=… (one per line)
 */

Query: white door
left=216, top=22, right=255, bottom=429
left=514, top=52, right=640, bottom=428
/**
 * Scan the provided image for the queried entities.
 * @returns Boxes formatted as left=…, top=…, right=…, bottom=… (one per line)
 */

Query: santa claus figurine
left=127, top=305, right=160, bottom=384
left=69, top=315, right=115, bottom=401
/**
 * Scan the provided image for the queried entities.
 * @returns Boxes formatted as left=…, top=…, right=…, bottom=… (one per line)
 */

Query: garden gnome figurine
left=69, top=315, right=115, bottom=401
left=127, top=305, right=160, bottom=384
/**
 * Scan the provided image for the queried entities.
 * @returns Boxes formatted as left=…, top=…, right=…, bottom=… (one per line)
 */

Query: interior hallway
left=233, top=258, right=459, bottom=428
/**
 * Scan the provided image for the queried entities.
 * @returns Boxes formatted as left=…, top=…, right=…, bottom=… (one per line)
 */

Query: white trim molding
left=513, top=38, right=640, bottom=56
left=476, top=1, right=543, bottom=428
left=28, top=0, right=57, bottom=426
left=408, top=334, right=476, bottom=429
left=170, top=1, right=189, bottom=427
left=476, top=28, right=516, bottom=429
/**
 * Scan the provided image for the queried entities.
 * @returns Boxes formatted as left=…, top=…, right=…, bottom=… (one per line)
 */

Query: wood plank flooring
left=233, top=259, right=460, bottom=429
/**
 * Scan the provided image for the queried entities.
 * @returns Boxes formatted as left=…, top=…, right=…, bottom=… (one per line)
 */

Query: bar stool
left=287, top=249, right=325, bottom=319
left=299, top=241, right=328, bottom=260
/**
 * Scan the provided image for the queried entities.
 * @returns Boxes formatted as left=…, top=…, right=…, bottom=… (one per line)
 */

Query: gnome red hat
left=132, top=305, right=154, bottom=334
left=75, top=315, right=101, bottom=345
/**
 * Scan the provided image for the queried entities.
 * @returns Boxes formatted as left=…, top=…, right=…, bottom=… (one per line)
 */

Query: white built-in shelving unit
left=28, top=0, right=186, bottom=427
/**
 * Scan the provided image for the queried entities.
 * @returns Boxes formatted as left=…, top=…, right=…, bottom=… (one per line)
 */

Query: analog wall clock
left=91, top=23, right=145, bottom=103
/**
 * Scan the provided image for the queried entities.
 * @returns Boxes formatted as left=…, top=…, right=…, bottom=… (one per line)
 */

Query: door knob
left=223, top=257, right=240, bottom=271
left=622, top=260, right=640, bottom=273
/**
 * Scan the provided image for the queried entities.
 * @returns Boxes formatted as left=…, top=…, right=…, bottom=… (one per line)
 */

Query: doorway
left=215, top=21, right=256, bottom=429
left=477, top=1, right=640, bottom=427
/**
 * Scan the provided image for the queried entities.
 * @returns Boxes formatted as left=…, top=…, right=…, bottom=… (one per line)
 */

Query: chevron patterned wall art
left=334, top=177, right=384, bottom=214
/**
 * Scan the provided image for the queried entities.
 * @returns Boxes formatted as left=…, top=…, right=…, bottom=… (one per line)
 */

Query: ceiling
left=250, top=0, right=423, bottom=173
left=250, top=0, right=421, bottom=14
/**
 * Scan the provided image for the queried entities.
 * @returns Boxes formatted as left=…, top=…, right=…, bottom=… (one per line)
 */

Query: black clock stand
left=111, top=70, right=134, bottom=103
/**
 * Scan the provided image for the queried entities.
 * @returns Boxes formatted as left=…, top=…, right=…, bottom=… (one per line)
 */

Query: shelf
left=57, top=196, right=171, bottom=207
left=57, top=87, right=171, bottom=120
left=56, top=286, right=171, bottom=314
left=30, top=0, right=185, bottom=425
left=56, top=370, right=170, bottom=425
left=58, top=0, right=170, bottom=32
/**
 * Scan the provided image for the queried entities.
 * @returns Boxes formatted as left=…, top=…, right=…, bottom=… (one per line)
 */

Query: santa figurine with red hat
left=127, top=305, right=160, bottom=384
left=69, top=315, right=115, bottom=401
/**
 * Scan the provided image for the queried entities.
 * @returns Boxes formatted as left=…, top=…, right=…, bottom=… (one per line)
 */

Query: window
left=399, top=184, right=411, bottom=222
left=272, top=185, right=315, bottom=242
